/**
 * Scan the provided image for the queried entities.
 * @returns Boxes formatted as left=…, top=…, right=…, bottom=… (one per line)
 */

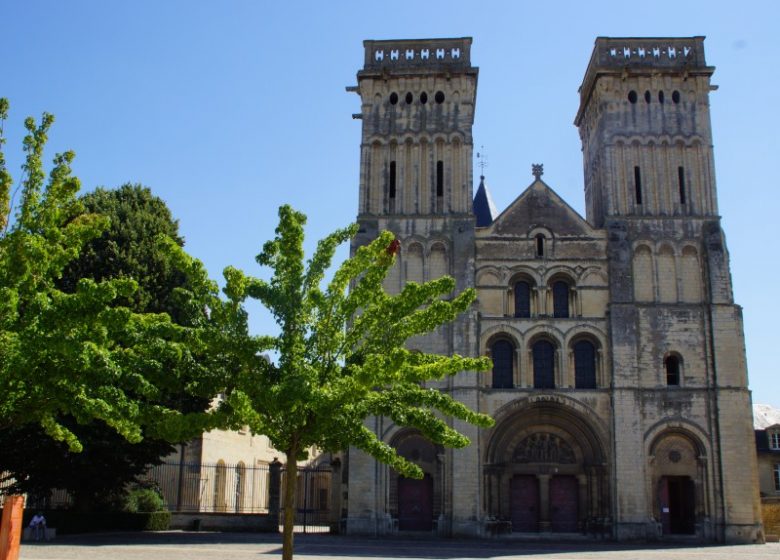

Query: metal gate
left=281, top=466, right=332, bottom=533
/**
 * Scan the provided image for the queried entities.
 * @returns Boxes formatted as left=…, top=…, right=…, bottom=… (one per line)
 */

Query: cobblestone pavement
left=17, top=532, right=780, bottom=560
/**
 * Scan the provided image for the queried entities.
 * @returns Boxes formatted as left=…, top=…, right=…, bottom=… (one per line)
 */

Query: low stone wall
left=169, top=512, right=277, bottom=532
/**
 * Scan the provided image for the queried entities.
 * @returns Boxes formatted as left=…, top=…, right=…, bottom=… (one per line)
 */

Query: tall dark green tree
left=0, top=107, right=220, bottom=507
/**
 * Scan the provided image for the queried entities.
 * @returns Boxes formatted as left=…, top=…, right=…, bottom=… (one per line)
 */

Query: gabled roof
left=473, top=175, right=499, bottom=227
left=486, top=177, right=595, bottom=236
left=753, top=404, right=780, bottom=430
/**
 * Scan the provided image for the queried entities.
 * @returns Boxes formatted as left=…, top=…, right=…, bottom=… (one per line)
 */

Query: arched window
left=214, top=460, right=227, bottom=512
left=665, top=355, right=681, bottom=386
left=514, top=281, right=531, bottom=318
left=535, top=234, right=545, bottom=257
left=491, top=340, right=514, bottom=389
left=235, top=462, right=246, bottom=513
left=532, top=340, right=555, bottom=389
left=574, top=340, right=597, bottom=389
left=552, top=281, right=570, bottom=318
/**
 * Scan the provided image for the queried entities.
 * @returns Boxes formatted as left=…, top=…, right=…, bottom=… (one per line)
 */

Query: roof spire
left=473, top=174, right=498, bottom=227
left=532, top=163, right=544, bottom=180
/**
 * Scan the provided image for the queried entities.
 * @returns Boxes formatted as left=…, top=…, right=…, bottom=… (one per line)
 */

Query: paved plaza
left=17, top=532, right=780, bottom=560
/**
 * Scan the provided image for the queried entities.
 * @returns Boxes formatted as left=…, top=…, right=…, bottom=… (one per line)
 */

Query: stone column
left=578, top=474, right=588, bottom=528
left=538, top=474, right=551, bottom=532
left=266, top=458, right=282, bottom=532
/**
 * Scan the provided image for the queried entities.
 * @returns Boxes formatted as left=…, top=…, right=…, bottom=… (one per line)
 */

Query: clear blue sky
left=3, top=1, right=778, bottom=407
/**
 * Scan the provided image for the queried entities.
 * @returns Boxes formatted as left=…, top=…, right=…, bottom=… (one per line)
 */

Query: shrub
left=124, top=488, right=165, bottom=513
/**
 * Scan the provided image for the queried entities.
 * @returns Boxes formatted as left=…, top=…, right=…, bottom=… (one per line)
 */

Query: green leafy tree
left=0, top=100, right=218, bottom=457
left=0, top=184, right=213, bottom=509
left=215, top=206, right=494, bottom=560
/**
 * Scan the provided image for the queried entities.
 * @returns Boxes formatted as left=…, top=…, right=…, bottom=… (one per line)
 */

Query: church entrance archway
left=484, top=401, right=609, bottom=533
left=649, top=430, right=706, bottom=537
left=389, top=430, right=443, bottom=531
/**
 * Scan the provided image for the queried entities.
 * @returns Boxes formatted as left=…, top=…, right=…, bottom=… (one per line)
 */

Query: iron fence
left=2, top=461, right=334, bottom=534
left=281, top=466, right=332, bottom=533
left=142, top=461, right=271, bottom=513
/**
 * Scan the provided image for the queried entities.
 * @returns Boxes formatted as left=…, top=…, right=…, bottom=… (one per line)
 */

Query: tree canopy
left=0, top=184, right=213, bottom=508
left=0, top=100, right=220, bottom=454
left=215, top=205, right=494, bottom=559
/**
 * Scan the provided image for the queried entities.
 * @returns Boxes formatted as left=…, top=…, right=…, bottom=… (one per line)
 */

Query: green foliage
left=0, top=99, right=223, bottom=453
left=124, top=487, right=166, bottom=513
left=218, top=205, right=494, bottom=559
left=60, top=184, right=189, bottom=318
left=0, top=185, right=215, bottom=509
left=219, top=205, right=494, bottom=478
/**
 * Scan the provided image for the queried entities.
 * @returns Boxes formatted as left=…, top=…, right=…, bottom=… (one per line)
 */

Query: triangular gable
left=487, top=179, right=594, bottom=236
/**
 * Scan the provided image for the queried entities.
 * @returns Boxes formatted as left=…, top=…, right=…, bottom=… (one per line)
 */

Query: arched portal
left=484, top=401, right=610, bottom=533
left=390, top=430, right=443, bottom=531
left=648, top=430, right=707, bottom=536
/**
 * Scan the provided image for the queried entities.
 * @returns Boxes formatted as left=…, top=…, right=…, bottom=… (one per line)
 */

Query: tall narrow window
left=774, top=464, right=780, bottom=492
left=214, top=460, right=227, bottom=512
left=389, top=161, right=396, bottom=199
left=532, top=340, right=555, bottom=389
left=436, top=160, right=444, bottom=197
left=491, top=340, right=514, bottom=389
left=665, top=355, right=680, bottom=386
left=514, top=281, right=531, bottom=318
left=634, top=166, right=643, bottom=205
left=769, top=432, right=780, bottom=451
left=677, top=166, right=686, bottom=204
left=552, top=281, right=569, bottom=318
left=536, top=234, right=545, bottom=257
left=574, top=340, right=597, bottom=389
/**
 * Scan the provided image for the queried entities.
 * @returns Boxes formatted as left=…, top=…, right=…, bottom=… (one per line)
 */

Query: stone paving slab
left=18, top=532, right=780, bottom=560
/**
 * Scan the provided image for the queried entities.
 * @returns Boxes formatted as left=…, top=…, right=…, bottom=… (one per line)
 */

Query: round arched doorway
left=389, top=430, right=443, bottom=531
left=484, top=401, right=610, bottom=533
left=648, top=429, right=708, bottom=537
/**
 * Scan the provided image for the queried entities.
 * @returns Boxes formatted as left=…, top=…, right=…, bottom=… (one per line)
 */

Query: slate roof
left=473, top=175, right=498, bottom=227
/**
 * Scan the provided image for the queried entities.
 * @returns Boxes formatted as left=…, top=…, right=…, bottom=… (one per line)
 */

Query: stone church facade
left=344, top=37, right=763, bottom=543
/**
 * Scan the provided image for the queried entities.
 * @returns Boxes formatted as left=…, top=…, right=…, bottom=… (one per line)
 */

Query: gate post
left=329, top=458, right=342, bottom=533
left=267, top=458, right=282, bottom=532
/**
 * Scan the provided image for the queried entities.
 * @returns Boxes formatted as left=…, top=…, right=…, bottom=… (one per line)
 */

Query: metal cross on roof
left=532, top=163, right=544, bottom=180
left=476, top=146, right=488, bottom=177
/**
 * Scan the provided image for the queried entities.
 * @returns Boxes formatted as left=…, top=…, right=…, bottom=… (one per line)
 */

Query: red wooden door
left=510, top=475, right=539, bottom=532
left=550, top=475, right=578, bottom=532
left=398, top=474, right=433, bottom=530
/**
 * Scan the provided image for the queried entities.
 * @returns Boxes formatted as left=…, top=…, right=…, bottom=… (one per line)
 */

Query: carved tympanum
left=512, top=433, right=576, bottom=464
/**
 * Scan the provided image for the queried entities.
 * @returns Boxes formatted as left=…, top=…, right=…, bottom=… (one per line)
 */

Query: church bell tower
left=345, top=38, right=483, bottom=536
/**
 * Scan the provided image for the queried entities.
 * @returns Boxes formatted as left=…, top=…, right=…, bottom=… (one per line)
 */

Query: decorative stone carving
left=513, top=433, right=576, bottom=464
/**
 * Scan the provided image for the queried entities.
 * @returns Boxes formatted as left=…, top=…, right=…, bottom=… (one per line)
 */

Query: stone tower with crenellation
left=347, top=37, right=483, bottom=536
left=575, top=37, right=762, bottom=542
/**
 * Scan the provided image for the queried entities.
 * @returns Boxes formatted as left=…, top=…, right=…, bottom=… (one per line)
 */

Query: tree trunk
left=282, top=443, right=300, bottom=560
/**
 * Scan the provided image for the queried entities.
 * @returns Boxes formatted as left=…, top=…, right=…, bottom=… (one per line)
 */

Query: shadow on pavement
left=44, top=531, right=748, bottom=558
